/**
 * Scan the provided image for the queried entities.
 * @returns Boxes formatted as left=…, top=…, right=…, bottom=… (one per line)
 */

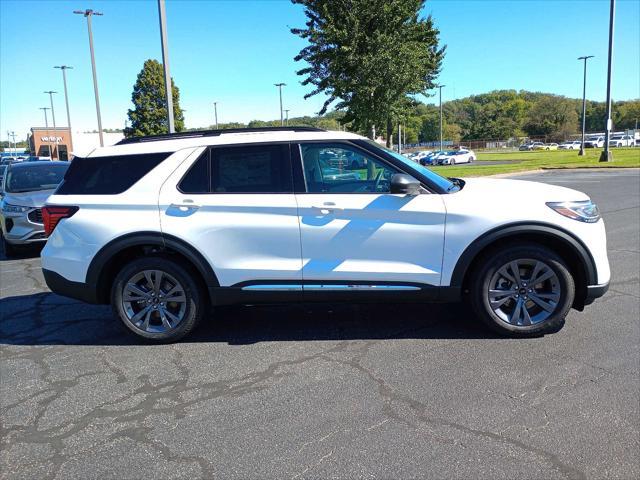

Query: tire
left=468, top=156, right=474, bottom=163
left=111, top=256, right=206, bottom=343
left=468, top=244, right=575, bottom=337
left=451, top=158, right=456, bottom=165
left=2, top=236, right=17, bottom=258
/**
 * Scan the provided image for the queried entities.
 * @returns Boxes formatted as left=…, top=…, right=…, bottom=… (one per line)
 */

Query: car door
left=293, top=142, right=446, bottom=289
left=158, top=143, right=303, bottom=288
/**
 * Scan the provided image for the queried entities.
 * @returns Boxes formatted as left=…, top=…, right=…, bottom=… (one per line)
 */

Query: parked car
left=0, top=156, right=21, bottom=166
left=558, top=141, right=582, bottom=150
left=531, top=142, right=549, bottom=150
left=24, top=156, right=53, bottom=162
left=412, top=150, right=433, bottom=162
left=584, top=136, right=605, bottom=148
left=543, top=143, right=559, bottom=150
left=435, top=149, right=476, bottom=165
left=609, top=135, right=635, bottom=147
left=0, top=162, right=69, bottom=256
left=518, top=143, right=533, bottom=151
left=419, top=151, right=445, bottom=166
left=40, top=127, right=610, bottom=342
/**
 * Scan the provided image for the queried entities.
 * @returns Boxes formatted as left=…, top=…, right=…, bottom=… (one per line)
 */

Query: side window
left=178, top=150, right=209, bottom=193
left=211, top=144, right=292, bottom=193
left=300, top=144, right=399, bottom=193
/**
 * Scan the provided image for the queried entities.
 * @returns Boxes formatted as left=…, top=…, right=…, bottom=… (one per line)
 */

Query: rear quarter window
left=55, top=152, right=172, bottom=195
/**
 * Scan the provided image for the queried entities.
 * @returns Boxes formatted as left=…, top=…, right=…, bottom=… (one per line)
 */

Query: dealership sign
left=41, top=136, right=64, bottom=143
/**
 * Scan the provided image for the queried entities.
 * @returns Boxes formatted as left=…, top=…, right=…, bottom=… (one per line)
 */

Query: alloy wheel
left=487, top=259, right=561, bottom=327
left=121, top=269, right=187, bottom=333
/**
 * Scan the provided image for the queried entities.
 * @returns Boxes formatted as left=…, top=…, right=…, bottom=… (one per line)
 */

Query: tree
left=523, top=95, right=578, bottom=140
left=291, top=0, right=445, bottom=144
left=124, top=59, right=185, bottom=137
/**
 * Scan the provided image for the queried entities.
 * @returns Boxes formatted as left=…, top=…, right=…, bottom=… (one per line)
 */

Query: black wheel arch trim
left=449, top=222, right=598, bottom=288
left=86, top=231, right=220, bottom=303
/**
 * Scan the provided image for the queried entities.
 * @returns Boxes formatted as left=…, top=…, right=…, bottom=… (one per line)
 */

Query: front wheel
left=111, top=256, right=205, bottom=342
left=2, top=236, right=17, bottom=258
left=469, top=244, right=575, bottom=336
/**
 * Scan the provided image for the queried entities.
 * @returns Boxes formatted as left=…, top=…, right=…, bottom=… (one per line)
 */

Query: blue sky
left=1, top=0, right=639, bottom=140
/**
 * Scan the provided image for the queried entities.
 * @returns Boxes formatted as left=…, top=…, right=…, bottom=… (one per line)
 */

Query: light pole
left=9, top=131, right=16, bottom=156
left=73, top=9, right=104, bottom=147
left=274, top=83, right=286, bottom=126
left=44, top=91, right=57, bottom=159
left=437, top=85, right=446, bottom=152
left=54, top=66, right=73, bottom=153
left=157, top=0, right=175, bottom=134
left=39, top=107, right=52, bottom=157
left=284, top=109, right=290, bottom=126
left=600, top=0, right=615, bottom=162
left=213, top=102, right=218, bottom=129
left=578, top=56, right=594, bottom=156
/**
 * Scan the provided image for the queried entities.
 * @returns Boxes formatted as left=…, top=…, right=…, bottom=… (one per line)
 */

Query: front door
left=294, top=142, right=447, bottom=289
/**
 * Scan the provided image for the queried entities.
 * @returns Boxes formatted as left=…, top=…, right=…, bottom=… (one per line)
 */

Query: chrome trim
left=303, top=284, right=421, bottom=291
left=241, top=284, right=303, bottom=291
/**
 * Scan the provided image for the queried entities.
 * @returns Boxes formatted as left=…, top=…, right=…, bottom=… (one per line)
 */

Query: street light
left=73, top=9, right=104, bottom=147
left=578, top=56, right=594, bottom=156
left=213, top=102, right=219, bottom=129
left=39, top=107, right=52, bottom=157
left=274, top=83, right=286, bottom=126
left=44, top=91, right=57, bottom=159
left=157, top=0, right=175, bottom=134
left=437, top=85, right=446, bottom=152
left=284, top=109, right=290, bottom=126
left=54, top=66, right=74, bottom=153
left=600, top=0, right=616, bottom=162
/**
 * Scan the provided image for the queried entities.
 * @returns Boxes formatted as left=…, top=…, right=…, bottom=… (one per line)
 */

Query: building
left=28, top=128, right=125, bottom=159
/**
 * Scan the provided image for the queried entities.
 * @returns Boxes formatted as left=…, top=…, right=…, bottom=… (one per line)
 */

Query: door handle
left=170, top=203, right=200, bottom=211
left=312, top=203, right=342, bottom=215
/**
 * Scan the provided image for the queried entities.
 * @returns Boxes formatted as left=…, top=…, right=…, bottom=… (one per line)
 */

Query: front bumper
left=584, top=281, right=610, bottom=306
left=2, top=208, right=46, bottom=245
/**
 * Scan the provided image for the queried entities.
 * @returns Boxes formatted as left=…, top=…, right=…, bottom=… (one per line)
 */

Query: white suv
left=40, top=127, right=610, bottom=342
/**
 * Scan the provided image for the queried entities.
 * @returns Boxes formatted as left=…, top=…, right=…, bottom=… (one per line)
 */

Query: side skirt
left=209, top=281, right=461, bottom=306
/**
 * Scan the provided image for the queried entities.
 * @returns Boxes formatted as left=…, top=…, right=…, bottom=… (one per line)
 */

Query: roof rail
left=116, top=126, right=326, bottom=145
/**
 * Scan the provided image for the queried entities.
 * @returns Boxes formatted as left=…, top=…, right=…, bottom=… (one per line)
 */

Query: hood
left=2, top=189, right=55, bottom=208
left=455, top=177, right=590, bottom=203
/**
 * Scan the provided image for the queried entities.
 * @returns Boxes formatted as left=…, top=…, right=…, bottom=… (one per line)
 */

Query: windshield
left=364, top=140, right=458, bottom=193
left=5, top=163, right=69, bottom=193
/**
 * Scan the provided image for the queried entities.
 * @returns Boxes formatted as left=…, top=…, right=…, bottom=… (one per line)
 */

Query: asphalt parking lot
left=1, top=169, right=638, bottom=480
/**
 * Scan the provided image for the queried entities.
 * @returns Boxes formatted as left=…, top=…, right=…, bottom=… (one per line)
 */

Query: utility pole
left=54, top=66, right=74, bottom=154
left=157, top=0, right=175, bottom=133
left=600, top=0, right=615, bottom=162
left=213, top=102, right=218, bottom=129
left=44, top=91, right=57, bottom=159
left=274, top=83, right=286, bottom=126
left=438, top=85, right=446, bottom=152
left=39, top=107, right=52, bottom=157
left=397, top=124, right=402, bottom=154
left=74, top=9, right=104, bottom=146
left=284, top=109, right=290, bottom=126
left=9, top=131, right=16, bottom=157
left=578, top=56, right=594, bottom=156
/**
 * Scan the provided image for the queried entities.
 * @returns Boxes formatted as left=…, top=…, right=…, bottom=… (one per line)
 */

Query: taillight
left=42, top=206, right=79, bottom=236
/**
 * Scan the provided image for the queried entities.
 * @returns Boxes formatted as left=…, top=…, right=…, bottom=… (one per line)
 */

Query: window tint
left=56, top=152, right=171, bottom=195
left=211, top=144, right=292, bottom=193
left=178, top=151, right=209, bottom=193
left=300, top=144, right=398, bottom=193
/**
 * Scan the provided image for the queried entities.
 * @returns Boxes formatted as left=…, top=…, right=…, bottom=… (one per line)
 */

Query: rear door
left=158, top=143, right=302, bottom=288
left=293, top=142, right=446, bottom=289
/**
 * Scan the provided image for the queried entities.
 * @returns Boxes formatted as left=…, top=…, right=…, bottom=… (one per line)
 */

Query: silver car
left=0, top=162, right=68, bottom=256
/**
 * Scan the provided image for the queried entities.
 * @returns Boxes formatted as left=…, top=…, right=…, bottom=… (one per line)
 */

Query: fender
left=449, top=222, right=598, bottom=288
left=87, top=231, right=220, bottom=303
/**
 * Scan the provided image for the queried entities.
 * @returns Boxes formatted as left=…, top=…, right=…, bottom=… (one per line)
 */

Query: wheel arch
left=86, top=232, right=219, bottom=304
left=451, top=222, right=597, bottom=310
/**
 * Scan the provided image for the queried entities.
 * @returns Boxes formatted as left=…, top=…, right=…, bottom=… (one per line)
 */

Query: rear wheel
left=111, top=256, right=205, bottom=342
left=469, top=244, right=574, bottom=336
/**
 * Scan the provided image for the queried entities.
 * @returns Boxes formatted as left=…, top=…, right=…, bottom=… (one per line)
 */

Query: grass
left=428, top=148, right=640, bottom=177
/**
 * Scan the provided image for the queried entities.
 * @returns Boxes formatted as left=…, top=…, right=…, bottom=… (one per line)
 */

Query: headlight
left=546, top=200, right=600, bottom=223
left=2, top=203, right=31, bottom=214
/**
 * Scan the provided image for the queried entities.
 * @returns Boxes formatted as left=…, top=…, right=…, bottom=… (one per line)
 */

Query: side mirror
left=390, top=173, right=421, bottom=195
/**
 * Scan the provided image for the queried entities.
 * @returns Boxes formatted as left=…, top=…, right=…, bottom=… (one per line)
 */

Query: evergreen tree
left=125, top=59, right=185, bottom=137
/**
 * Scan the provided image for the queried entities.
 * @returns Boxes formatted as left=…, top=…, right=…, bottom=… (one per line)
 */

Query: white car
left=609, top=135, right=635, bottom=147
left=435, top=149, right=476, bottom=165
left=584, top=136, right=605, bottom=148
left=40, top=127, right=610, bottom=342
left=558, top=141, right=582, bottom=150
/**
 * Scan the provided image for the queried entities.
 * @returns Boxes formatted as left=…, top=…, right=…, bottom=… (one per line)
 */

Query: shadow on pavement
left=0, top=291, right=505, bottom=346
